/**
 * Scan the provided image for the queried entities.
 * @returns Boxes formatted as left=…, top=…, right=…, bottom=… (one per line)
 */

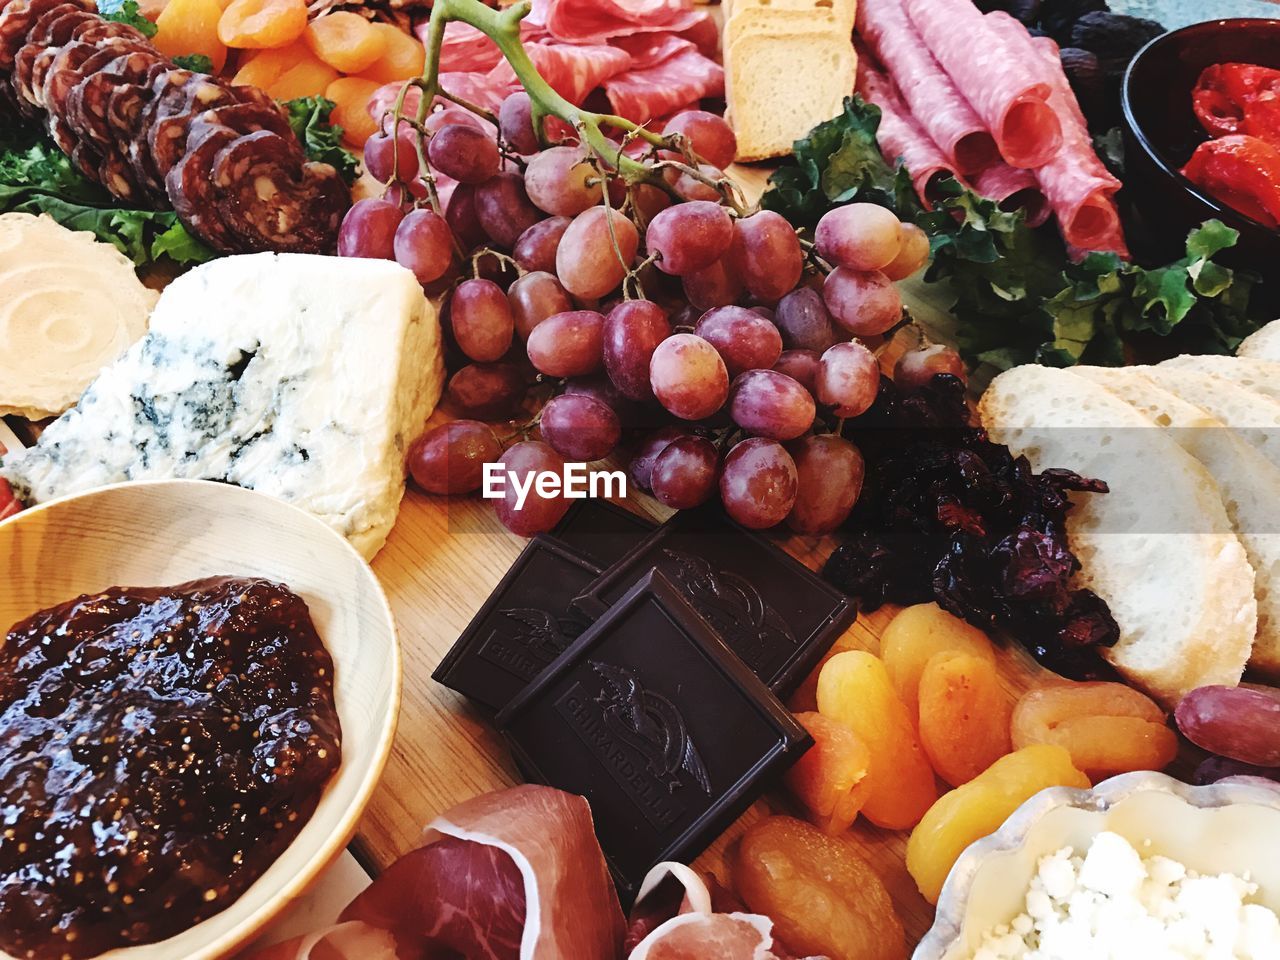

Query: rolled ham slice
left=985, top=14, right=1127, bottom=255
left=904, top=0, right=1061, bottom=168
left=970, top=161, right=1051, bottom=226
left=856, top=0, right=997, bottom=175
left=855, top=45, right=960, bottom=208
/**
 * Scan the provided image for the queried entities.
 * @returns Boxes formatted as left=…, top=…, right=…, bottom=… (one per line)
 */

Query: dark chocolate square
left=497, top=569, right=811, bottom=898
left=573, top=506, right=855, bottom=697
left=432, top=536, right=601, bottom=713
left=550, top=498, right=656, bottom=568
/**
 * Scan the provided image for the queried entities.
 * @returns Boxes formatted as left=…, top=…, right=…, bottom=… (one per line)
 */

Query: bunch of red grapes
left=339, top=91, right=959, bottom=537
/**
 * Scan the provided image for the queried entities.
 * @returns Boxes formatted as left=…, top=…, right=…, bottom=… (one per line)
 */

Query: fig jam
left=0, top=577, right=342, bottom=960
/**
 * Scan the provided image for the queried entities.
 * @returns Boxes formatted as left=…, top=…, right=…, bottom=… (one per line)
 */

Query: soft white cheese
left=972, top=831, right=1280, bottom=960
left=0, top=253, right=444, bottom=559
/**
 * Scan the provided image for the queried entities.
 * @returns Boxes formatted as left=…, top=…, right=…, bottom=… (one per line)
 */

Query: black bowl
left=1121, top=18, right=1280, bottom=273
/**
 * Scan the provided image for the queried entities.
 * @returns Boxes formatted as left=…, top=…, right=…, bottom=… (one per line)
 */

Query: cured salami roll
left=854, top=47, right=959, bottom=207
left=856, top=0, right=997, bottom=175
left=986, top=14, right=1126, bottom=255
left=904, top=0, right=1061, bottom=169
left=970, top=161, right=1050, bottom=227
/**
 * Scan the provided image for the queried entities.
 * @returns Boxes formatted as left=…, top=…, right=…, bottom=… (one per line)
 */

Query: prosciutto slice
left=487, top=41, right=633, bottom=106
left=904, top=0, right=1061, bottom=168
left=531, top=0, right=705, bottom=44
left=856, top=0, right=997, bottom=175
left=603, top=39, right=724, bottom=123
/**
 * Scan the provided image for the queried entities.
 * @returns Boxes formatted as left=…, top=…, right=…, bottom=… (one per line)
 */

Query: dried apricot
left=789, top=630, right=862, bottom=713
left=906, top=744, right=1089, bottom=903
left=230, top=39, right=310, bottom=88
left=816, top=651, right=937, bottom=830
left=880, top=602, right=995, bottom=719
left=918, top=651, right=1012, bottom=787
left=325, top=76, right=380, bottom=146
left=783, top=712, right=872, bottom=834
left=357, top=23, right=425, bottom=84
left=153, top=0, right=228, bottom=72
left=218, top=0, right=308, bottom=50
left=304, top=11, right=386, bottom=74
left=265, top=54, right=339, bottom=100
left=1013, top=681, right=1178, bottom=778
left=735, top=816, right=906, bottom=960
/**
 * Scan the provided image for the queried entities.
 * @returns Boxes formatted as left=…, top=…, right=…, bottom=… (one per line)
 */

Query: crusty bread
left=979, top=365, right=1255, bottom=706
left=724, top=7, right=845, bottom=54
left=1239, top=320, right=1280, bottom=360
left=1138, top=367, right=1280, bottom=473
left=1070, top=366, right=1280, bottom=678
left=1160, top=354, right=1280, bottom=404
left=726, top=32, right=857, bottom=161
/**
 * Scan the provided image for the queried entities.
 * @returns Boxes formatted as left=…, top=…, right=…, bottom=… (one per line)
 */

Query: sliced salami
left=487, top=40, right=630, bottom=107
left=8, top=1, right=85, bottom=112
left=601, top=41, right=723, bottom=124
left=97, top=145, right=145, bottom=202
left=40, top=39, right=95, bottom=127
left=971, top=161, right=1051, bottom=226
left=904, top=0, right=1062, bottom=169
left=166, top=119, right=241, bottom=252
left=212, top=131, right=347, bottom=253
left=68, top=135, right=100, bottom=179
left=26, top=8, right=98, bottom=108
left=0, top=0, right=77, bottom=71
left=149, top=77, right=239, bottom=181
left=67, top=49, right=163, bottom=148
left=70, top=17, right=147, bottom=45
left=129, top=67, right=195, bottom=193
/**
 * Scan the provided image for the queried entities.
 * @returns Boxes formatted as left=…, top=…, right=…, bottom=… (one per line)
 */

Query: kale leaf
left=172, top=53, right=214, bottom=73
left=96, top=0, right=157, bottom=37
left=283, top=97, right=360, bottom=185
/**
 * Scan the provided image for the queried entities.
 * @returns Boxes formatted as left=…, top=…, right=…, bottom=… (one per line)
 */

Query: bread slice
left=1138, top=367, right=1280, bottom=472
left=1160, top=354, right=1280, bottom=404
left=979, top=366, right=1255, bottom=706
left=725, top=7, right=847, bottom=55
left=726, top=32, right=857, bottom=161
left=1239, top=320, right=1280, bottom=361
left=1070, top=366, right=1280, bottom=677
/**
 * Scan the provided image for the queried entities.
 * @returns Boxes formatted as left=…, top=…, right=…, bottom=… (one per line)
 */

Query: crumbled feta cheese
left=970, top=831, right=1280, bottom=959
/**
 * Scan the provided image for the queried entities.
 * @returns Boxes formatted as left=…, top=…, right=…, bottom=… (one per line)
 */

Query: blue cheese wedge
left=0, top=252, right=443, bottom=559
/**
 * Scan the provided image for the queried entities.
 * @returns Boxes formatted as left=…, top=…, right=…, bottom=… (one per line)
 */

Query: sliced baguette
left=726, top=32, right=856, bottom=161
left=979, top=365, right=1255, bottom=706
left=1160, top=354, right=1280, bottom=404
left=725, top=7, right=846, bottom=54
left=1239, top=320, right=1280, bottom=361
left=1138, top=367, right=1280, bottom=472
left=1070, top=366, right=1280, bottom=677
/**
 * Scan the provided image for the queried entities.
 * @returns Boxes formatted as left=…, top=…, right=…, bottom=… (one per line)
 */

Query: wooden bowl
left=0, top=480, right=401, bottom=960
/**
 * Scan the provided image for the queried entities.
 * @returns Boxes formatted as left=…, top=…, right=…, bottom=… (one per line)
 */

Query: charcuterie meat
left=8, top=0, right=84, bottom=111
left=487, top=39, right=632, bottom=106
left=103, top=58, right=167, bottom=143
left=166, top=119, right=241, bottom=251
left=149, top=74, right=237, bottom=181
left=67, top=49, right=161, bottom=148
left=602, top=36, right=724, bottom=123
left=0, top=0, right=74, bottom=72
left=970, top=161, right=1051, bottom=226
left=532, top=0, right=705, bottom=45
left=904, top=0, right=1062, bottom=168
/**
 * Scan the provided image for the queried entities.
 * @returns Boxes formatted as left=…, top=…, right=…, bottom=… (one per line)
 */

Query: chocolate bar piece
left=433, top=536, right=600, bottom=713
left=497, top=569, right=811, bottom=898
left=574, top=506, right=855, bottom=697
left=550, top=498, right=656, bottom=568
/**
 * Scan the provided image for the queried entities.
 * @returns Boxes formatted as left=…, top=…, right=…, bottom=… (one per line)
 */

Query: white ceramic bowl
left=0, top=480, right=401, bottom=960
left=915, top=771, right=1280, bottom=960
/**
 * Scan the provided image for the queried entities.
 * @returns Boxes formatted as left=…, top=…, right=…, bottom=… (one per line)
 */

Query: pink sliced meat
left=487, top=40, right=631, bottom=106
left=610, top=33, right=693, bottom=71
left=530, top=0, right=704, bottom=44
left=856, top=0, right=997, bottom=175
left=676, top=10, right=718, bottom=58
left=366, top=72, right=511, bottom=130
left=426, top=19, right=546, bottom=73
left=904, top=0, right=1061, bottom=168
left=244, top=922, right=399, bottom=960
left=854, top=46, right=958, bottom=207
left=603, top=43, right=723, bottom=123
left=970, top=161, right=1051, bottom=226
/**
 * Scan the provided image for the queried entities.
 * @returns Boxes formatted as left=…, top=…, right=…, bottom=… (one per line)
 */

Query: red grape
left=629, top=425, right=694, bottom=491
left=428, top=123, right=501, bottom=184
left=603, top=299, right=670, bottom=401
left=539, top=393, right=621, bottom=461
left=408, top=420, right=501, bottom=495
left=774, top=349, right=822, bottom=394
left=815, top=203, right=904, bottom=272
left=775, top=287, right=838, bottom=352
left=524, top=146, right=603, bottom=217
left=526, top=310, right=605, bottom=377
left=425, top=106, right=487, bottom=134
left=728, top=369, right=815, bottom=441
left=786, top=434, right=865, bottom=534
left=445, top=183, right=488, bottom=250
left=894, top=343, right=967, bottom=390
left=556, top=206, right=639, bottom=300
left=730, top=211, right=803, bottom=303
left=475, top=172, right=543, bottom=248
left=673, top=163, right=723, bottom=203
left=1176, top=685, right=1280, bottom=767
left=513, top=216, right=570, bottom=274
left=646, top=200, right=733, bottom=276
left=719, top=437, right=798, bottom=529
left=883, top=222, right=931, bottom=281
left=451, top=278, right=515, bottom=362
left=381, top=178, right=429, bottom=208
left=823, top=267, right=903, bottom=337
left=682, top=256, right=743, bottom=311
left=498, top=92, right=539, bottom=155
left=629, top=183, right=672, bottom=228
left=563, top=375, right=648, bottom=428
left=663, top=110, right=737, bottom=169
left=445, top=362, right=528, bottom=419
left=649, top=333, right=729, bottom=420
left=493, top=440, right=571, bottom=536
left=508, top=270, right=572, bottom=341
left=651, top=435, right=719, bottom=509
left=816, top=341, right=880, bottom=417
left=363, top=123, right=419, bottom=184
left=694, top=305, right=783, bottom=377
left=338, top=197, right=404, bottom=260
left=393, top=208, right=455, bottom=284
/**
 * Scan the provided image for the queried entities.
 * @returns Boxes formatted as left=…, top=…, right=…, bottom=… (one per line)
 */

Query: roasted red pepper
left=0, top=478, right=22, bottom=521
left=1192, top=62, right=1280, bottom=148
left=1182, top=134, right=1280, bottom=229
